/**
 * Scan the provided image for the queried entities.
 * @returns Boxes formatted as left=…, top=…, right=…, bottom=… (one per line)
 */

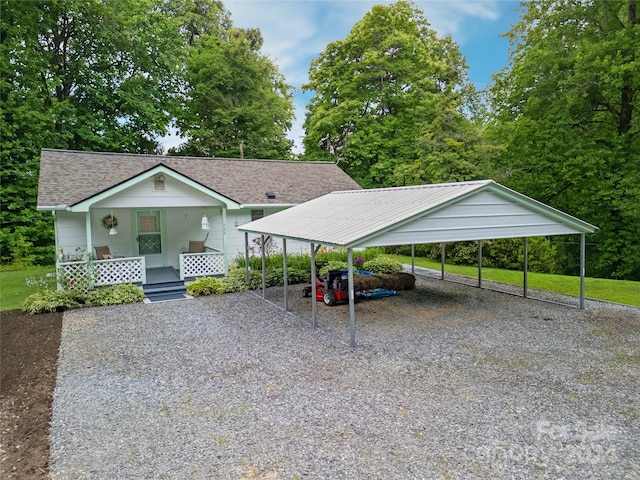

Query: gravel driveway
left=50, top=274, right=640, bottom=479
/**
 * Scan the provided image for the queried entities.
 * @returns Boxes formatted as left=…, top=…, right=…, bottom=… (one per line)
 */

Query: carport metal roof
left=238, top=180, right=596, bottom=247
left=237, top=180, right=598, bottom=346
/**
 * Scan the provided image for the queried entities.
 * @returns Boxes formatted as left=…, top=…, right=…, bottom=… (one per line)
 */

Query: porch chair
left=94, top=246, right=123, bottom=259
left=94, top=245, right=112, bottom=259
left=187, top=240, right=205, bottom=253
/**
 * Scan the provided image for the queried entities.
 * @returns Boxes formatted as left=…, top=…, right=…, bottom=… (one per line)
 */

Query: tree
left=491, top=0, right=639, bottom=280
left=172, top=27, right=294, bottom=159
left=302, top=0, right=492, bottom=188
left=0, top=0, right=194, bottom=264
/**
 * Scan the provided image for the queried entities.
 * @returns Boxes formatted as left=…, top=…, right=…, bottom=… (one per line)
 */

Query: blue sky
left=164, top=1, right=523, bottom=152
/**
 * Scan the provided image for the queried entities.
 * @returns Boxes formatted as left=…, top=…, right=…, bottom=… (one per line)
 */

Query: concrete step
left=143, top=280, right=188, bottom=302
left=143, top=281, right=186, bottom=295
left=145, top=291, right=189, bottom=302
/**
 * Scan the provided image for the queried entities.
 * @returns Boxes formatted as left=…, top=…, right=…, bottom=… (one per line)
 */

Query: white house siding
left=55, top=172, right=314, bottom=269
left=225, top=208, right=312, bottom=264
left=364, top=191, right=585, bottom=246
left=95, top=175, right=223, bottom=209
left=55, top=209, right=135, bottom=260
left=91, top=208, right=134, bottom=257
left=54, top=211, right=91, bottom=260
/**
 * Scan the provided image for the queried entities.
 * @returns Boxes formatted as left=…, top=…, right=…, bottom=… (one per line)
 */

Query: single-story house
left=37, top=148, right=360, bottom=286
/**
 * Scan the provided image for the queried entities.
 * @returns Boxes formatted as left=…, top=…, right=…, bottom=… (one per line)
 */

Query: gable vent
left=153, top=174, right=166, bottom=191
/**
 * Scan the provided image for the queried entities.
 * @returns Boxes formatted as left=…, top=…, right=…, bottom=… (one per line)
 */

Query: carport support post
left=580, top=233, right=586, bottom=309
left=410, top=244, right=415, bottom=274
left=311, top=243, right=317, bottom=328
left=478, top=240, right=483, bottom=288
left=244, top=232, right=250, bottom=283
left=283, top=238, right=288, bottom=311
left=348, top=248, right=356, bottom=347
left=440, top=243, right=445, bottom=280
left=261, top=235, right=266, bottom=299
left=523, top=237, right=529, bottom=298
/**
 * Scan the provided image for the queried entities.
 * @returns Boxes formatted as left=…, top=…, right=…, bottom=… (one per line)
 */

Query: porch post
left=222, top=207, right=228, bottom=275
left=311, top=243, right=317, bottom=328
left=85, top=212, right=93, bottom=260
left=244, top=232, right=250, bottom=283
left=283, top=238, right=289, bottom=311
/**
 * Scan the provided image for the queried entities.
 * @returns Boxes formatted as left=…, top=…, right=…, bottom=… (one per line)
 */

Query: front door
left=136, top=210, right=163, bottom=268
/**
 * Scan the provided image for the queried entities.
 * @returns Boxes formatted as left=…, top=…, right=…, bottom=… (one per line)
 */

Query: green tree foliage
left=172, top=27, right=294, bottom=159
left=491, top=0, right=639, bottom=280
left=1, top=0, right=291, bottom=266
left=302, top=0, right=493, bottom=188
left=1, top=0, right=194, bottom=264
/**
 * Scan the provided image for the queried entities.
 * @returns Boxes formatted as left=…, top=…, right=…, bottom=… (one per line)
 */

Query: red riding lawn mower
left=302, top=270, right=350, bottom=306
left=302, top=269, right=397, bottom=306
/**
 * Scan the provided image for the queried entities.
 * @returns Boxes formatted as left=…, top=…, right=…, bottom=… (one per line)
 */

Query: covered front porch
left=56, top=249, right=227, bottom=288
left=50, top=164, right=248, bottom=287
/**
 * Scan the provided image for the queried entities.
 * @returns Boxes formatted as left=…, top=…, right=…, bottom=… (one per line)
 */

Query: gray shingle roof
left=37, top=149, right=361, bottom=208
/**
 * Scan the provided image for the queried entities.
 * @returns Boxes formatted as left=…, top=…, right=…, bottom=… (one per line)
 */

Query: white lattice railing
left=57, top=257, right=146, bottom=288
left=179, top=252, right=226, bottom=279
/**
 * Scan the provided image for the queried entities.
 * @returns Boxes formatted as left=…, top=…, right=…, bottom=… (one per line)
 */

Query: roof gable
left=68, top=165, right=240, bottom=212
left=37, top=149, right=361, bottom=209
left=238, top=180, right=597, bottom=247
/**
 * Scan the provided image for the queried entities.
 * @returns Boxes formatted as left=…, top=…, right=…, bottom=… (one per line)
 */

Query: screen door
left=136, top=211, right=163, bottom=267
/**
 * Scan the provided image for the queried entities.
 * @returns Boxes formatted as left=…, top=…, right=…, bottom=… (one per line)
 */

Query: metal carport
left=238, top=180, right=598, bottom=346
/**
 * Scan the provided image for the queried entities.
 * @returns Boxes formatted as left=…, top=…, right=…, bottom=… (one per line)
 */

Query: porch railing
left=57, top=257, right=146, bottom=288
left=179, top=251, right=226, bottom=279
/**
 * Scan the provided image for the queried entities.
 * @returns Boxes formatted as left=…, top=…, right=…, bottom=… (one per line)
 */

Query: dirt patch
left=1, top=309, right=62, bottom=478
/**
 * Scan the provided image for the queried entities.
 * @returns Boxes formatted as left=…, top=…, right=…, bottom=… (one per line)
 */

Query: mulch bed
left=1, top=309, right=62, bottom=478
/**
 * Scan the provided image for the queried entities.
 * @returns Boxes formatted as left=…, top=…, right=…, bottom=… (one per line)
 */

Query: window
left=251, top=209, right=264, bottom=221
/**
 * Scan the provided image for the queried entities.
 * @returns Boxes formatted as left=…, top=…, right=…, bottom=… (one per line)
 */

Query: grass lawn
left=391, top=255, right=640, bottom=307
left=0, top=266, right=58, bottom=311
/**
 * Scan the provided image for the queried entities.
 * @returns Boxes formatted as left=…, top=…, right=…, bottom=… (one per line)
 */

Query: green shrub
left=362, top=256, right=403, bottom=274
left=227, top=268, right=262, bottom=290
left=265, top=267, right=310, bottom=286
left=187, top=277, right=227, bottom=296
left=319, top=261, right=348, bottom=275
left=441, top=238, right=558, bottom=273
left=526, top=237, right=558, bottom=273
left=286, top=267, right=311, bottom=284
left=235, top=252, right=312, bottom=272
left=86, top=284, right=144, bottom=306
left=187, top=265, right=311, bottom=297
left=187, top=269, right=260, bottom=296
left=383, top=244, right=433, bottom=257
left=22, top=289, right=80, bottom=314
left=224, top=249, right=404, bottom=294
left=484, top=238, right=523, bottom=270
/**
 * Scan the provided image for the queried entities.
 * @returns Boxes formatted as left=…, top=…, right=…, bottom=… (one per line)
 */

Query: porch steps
left=143, top=280, right=189, bottom=303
